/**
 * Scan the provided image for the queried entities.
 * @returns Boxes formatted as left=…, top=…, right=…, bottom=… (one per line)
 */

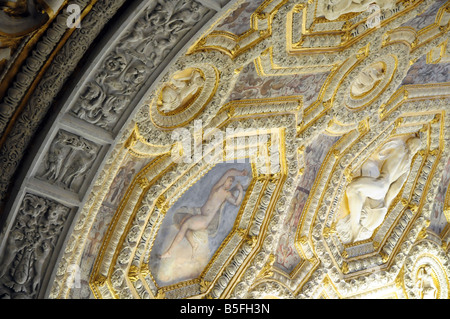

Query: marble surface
left=401, top=0, right=447, bottom=30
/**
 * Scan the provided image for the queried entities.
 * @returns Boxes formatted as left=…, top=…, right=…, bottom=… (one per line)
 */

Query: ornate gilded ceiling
left=0, top=0, right=449, bottom=300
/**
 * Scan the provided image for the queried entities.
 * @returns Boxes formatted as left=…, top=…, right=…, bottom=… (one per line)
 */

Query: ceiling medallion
left=150, top=64, right=219, bottom=130
left=345, top=54, right=398, bottom=111
left=350, top=61, right=387, bottom=99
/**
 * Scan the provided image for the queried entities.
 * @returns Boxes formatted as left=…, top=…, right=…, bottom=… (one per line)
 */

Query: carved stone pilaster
left=0, top=193, right=70, bottom=299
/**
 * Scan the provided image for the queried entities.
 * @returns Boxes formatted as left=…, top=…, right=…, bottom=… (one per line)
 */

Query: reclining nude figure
left=161, top=168, right=248, bottom=258
left=337, top=135, right=422, bottom=243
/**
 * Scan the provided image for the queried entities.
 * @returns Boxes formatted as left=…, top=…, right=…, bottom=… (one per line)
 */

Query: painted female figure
left=161, top=168, right=248, bottom=258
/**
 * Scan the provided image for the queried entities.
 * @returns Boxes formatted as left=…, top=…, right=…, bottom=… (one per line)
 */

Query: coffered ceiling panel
left=0, top=0, right=449, bottom=300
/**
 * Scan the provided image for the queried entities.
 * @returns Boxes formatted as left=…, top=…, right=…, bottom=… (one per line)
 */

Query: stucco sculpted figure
left=415, top=266, right=438, bottom=299
left=161, top=168, right=247, bottom=258
left=157, top=68, right=205, bottom=114
left=350, top=62, right=386, bottom=97
left=72, top=82, right=106, bottom=125
left=336, top=135, right=422, bottom=243
left=322, top=0, right=395, bottom=20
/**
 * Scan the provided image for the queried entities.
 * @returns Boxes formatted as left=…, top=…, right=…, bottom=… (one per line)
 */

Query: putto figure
left=157, top=68, right=205, bottom=114
left=350, top=62, right=386, bottom=97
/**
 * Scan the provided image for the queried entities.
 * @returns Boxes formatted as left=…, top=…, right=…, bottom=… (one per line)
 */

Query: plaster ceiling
left=0, top=0, right=449, bottom=300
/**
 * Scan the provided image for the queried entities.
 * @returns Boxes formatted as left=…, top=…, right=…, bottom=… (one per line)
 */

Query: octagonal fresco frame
left=88, top=95, right=301, bottom=299
left=321, top=109, right=442, bottom=276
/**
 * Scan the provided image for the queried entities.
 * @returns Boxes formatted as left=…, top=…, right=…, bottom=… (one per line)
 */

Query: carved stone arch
left=0, top=0, right=234, bottom=299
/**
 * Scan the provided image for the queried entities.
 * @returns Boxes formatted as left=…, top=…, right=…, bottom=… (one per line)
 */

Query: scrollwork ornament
left=68, top=0, right=209, bottom=130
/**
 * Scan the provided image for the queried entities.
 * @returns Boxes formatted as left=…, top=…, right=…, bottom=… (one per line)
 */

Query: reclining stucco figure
left=337, top=135, right=423, bottom=243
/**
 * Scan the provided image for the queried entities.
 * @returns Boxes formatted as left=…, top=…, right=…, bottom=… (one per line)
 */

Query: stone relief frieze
left=0, top=193, right=70, bottom=299
left=0, top=0, right=128, bottom=206
left=37, top=130, right=100, bottom=192
left=0, top=0, right=79, bottom=135
left=70, top=0, right=209, bottom=131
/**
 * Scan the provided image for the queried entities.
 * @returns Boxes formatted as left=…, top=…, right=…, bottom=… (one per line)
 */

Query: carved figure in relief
left=157, top=68, right=205, bottom=114
left=42, top=135, right=68, bottom=182
left=60, top=141, right=97, bottom=189
left=350, top=62, right=386, bottom=97
left=123, top=61, right=147, bottom=87
left=41, top=131, right=98, bottom=191
left=322, top=0, right=395, bottom=21
left=415, top=266, right=438, bottom=299
left=134, top=1, right=202, bottom=58
left=337, top=135, right=422, bottom=243
left=160, top=168, right=247, bottom=258
left=75, top=82, right=106, bottom=118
